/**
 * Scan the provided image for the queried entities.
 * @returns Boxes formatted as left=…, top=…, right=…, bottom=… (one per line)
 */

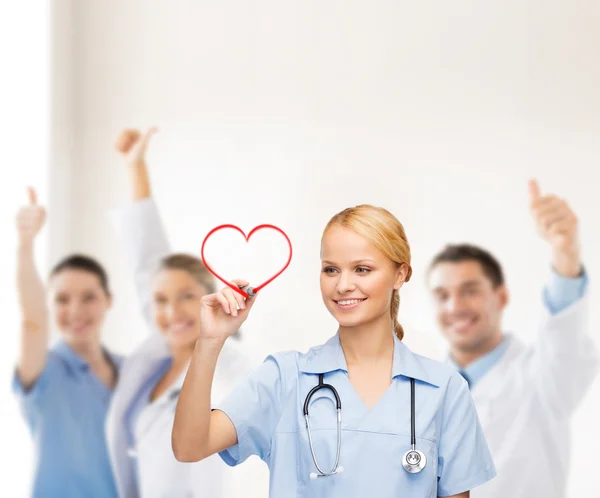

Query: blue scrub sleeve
left=437, top=373, right=497, bottom=496
left=215, top=353, right=288, bottom=466
left=12, top=353, right=61, bottom=424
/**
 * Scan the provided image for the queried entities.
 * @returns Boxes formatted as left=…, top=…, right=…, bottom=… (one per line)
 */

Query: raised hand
left=114, top=127, right=158, bottom=167
left=198, top=279, right=257, bottom=344
left=528, top=179, right=581, bottom=277
left=16, top=187, right=46, bottom=245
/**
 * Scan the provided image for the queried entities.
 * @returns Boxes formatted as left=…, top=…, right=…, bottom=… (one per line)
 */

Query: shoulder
left=394, top=340, right=464, bottom=393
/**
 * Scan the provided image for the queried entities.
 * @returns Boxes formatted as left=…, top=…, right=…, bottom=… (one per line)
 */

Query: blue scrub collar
left=298, top=332, right=443, bottom=388
left=54, top=341, right=121, bottom=374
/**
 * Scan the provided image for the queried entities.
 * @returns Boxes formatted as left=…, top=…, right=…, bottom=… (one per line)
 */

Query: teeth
left=170, top=322, right=190, bottom=332
left=338, top=299, right=363, bottom=306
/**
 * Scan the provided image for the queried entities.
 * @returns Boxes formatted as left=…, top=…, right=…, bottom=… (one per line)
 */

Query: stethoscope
left=304, top=374, right=426, bottom=479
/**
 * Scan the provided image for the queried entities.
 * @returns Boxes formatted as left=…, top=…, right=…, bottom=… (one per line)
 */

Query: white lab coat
left=467, top=295, right=599, bottom=498
left=105, top=199, right=267, bottom=498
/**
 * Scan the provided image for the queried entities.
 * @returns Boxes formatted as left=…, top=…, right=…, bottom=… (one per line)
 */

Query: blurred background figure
left=427, top=180, right=599, bottom=498
left=12, top=187, right=121, bottom=498
left=3, top=2, right=600, bottom=497
left=106, top=128, right=261, bottom=498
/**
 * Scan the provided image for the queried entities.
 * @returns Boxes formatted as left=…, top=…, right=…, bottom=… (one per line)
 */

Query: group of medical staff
left=12, top=127, right=598, bottom=498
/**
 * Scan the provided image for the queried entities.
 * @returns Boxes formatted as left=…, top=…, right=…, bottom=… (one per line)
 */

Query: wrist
left=194, top=337, right=226, bottom=355
left=127, top=160, right=147, bottom=169
left=18, top=239, right=35, bottom=254
left=551, top=248, right=582, bottom=278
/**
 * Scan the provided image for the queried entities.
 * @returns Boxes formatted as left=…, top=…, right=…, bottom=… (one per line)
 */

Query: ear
left=393, top=263, right=410, bottom=290
left=496, top=284, right=509, bottom=310
left=106, top=294, right=114, bottom=309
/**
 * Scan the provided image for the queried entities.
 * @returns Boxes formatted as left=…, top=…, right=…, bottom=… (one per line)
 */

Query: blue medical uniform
left=12, top=342, right=123, bottom=498
left=216, top=332, right=496, bottom=497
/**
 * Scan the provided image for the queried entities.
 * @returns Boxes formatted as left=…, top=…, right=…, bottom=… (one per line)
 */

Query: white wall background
left=2, top=0, right=599, bottom=496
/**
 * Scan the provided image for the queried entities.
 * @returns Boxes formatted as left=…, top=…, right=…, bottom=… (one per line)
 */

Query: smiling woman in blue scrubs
left=173, top=204, right=497, bottom=497
left=12, top=188, right=122, bottom=498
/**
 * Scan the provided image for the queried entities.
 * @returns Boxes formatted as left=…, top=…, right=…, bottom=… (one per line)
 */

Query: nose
left=165, top=302, right=184, bottom=321
left=336, top=271, right=356, bottom=294
left=444, top=294, right=467, bottom=315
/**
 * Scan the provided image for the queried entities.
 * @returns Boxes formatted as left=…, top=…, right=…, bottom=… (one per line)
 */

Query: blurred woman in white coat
left=106, top=128, right=261, bottom=498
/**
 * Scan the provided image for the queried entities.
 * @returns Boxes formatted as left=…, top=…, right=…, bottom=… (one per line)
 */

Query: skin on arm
left=113, top=126, right=172, bottom=331
left=440, top=492, right=469, bottom=498
left=172, top=279, right=257, bottom=462
left=16, top=187, right=49, bottom=388
left=114, top=127, right=158, bottom=201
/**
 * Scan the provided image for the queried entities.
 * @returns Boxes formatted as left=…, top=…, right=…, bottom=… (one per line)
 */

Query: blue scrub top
left=216, top=332, right=496, bottom=498
left=12, top=342, right=123, bottom=498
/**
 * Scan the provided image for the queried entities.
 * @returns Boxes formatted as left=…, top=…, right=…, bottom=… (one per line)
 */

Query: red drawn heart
left=201, top=224, right=293, bottom=298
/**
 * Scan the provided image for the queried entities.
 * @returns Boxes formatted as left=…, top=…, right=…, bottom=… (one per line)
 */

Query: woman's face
left=49, top=269, right=112, bottom=347
left=152, top=269, right=208, bottom=350
left=320, top=225, right=407, bottom=331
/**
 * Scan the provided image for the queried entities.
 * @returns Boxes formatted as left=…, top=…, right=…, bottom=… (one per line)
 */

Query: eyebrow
left=432, top=280, right=483, bottom=293
left=321, top=259, right=377, bottom=265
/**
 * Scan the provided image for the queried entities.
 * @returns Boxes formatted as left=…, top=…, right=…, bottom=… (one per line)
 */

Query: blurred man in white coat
left=427, top=179, right=599, bottom=498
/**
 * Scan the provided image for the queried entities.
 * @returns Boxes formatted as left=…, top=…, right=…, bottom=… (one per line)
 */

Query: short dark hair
left=428, top=244, right=505, bottom=288
left=50, top=254, right=111, bottom=296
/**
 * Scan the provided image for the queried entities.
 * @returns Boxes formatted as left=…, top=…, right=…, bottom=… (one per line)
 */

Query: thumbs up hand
left=528, top=179, right=581, bottom=277
left=114, top=127, right=158, bottom=167
left=16, top=187, right=47, bottom=244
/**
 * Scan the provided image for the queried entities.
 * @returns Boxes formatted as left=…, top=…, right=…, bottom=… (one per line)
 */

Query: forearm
left=128, top=162, right=151, bottom=201
left=551, top=247, right=581, bottom=279
left=16, top=241, right=48, bottom=383
left=17, top=242, right=48, bottom=330
left=173, top=338, right=225, bottom=461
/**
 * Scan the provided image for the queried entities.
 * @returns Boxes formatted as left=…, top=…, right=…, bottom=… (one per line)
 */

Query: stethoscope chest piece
left=402, top=449, right=426, bottom=473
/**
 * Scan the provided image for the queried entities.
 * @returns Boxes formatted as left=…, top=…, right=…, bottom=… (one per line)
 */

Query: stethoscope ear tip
left=309, top=473, right=318, bottom=480
left=335, top=466, right=344, bottom=474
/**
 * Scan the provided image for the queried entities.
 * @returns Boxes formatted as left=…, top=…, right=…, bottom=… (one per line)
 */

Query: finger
left=533, top=201, right=568, bottom=222
left=548, top=219, right=576, bottom=235
left=539, top=212, right=567, bottom=231
left=211, top=292, right=231, bottom=314
left=27, top=186, right=37, bottom=205
left=228, top=282, right=247, bottom=310
left=528, top=178, right=541, bottom=208
left=532, top=195, right=562, bottom=210
left=115, top=129, right=140, bottom=153
left=221, top=288, right=240, bottom=317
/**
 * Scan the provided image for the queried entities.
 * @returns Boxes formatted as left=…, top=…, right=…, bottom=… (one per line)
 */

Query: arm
left=112, top=128, right=171, bottom=330
left=439, top=493, right=469, bottom=498
left=15, top=187, right=49, bottom=388
left=527, top=179, right=599, bottom=416
left=173, top=279, right=258, bottom=462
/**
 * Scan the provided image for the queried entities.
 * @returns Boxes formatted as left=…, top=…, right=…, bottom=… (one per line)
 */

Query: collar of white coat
left=297, top=331, right=443, bottom=387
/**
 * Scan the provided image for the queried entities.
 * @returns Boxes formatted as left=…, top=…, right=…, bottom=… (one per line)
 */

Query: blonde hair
left=322, top=205, right=412, bottom=340
left=156, top=254, right=216, bottom=294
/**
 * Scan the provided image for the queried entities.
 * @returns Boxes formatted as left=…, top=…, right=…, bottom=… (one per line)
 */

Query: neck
left=339, top=315, right=394, bottom=366
left=450, top=331, right=503, bottom=368
left=69, top=340, right=106, bottom=365
left=170, top=343, right=195, bottom=371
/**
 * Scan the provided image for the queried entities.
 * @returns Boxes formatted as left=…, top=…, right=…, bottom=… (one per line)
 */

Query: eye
left=56, top=295, right=69, bottom=305
left=83, top=293, right=97, bottom=303
left=182, top=293, right=196, bottom=301
left=434, top=293, right=448, bottom=304
left=463, top=288, right=479, bottom=297
left=356, top=267, right=371, bottom=274
left=322, top=267, right=338, bottom=274
left=154, top=296, right=168, bottom=305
